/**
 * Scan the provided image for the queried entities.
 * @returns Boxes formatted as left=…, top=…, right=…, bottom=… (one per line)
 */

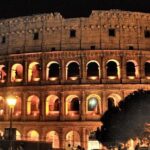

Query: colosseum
left=0, top=9, right=150, bottom=149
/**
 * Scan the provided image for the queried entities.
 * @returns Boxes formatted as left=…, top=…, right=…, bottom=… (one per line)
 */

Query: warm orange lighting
left=0, top=109, right=3, bottom=115
left=88, top=76, right=98, bottom=80
left=108, top=76, right=117, bottom=79
left=128, top=76, right=135, bottom=79
left=0, top=80, right=5, bottom=83
left=69, top=76, right=78, bottom=80
left=146, top=76, right=150, bottom=79
left=49, top=77, right=58, bottom=81
left=15, top=79, right=23, bottom=82
left=33, top=78, right=40, bottom=82
left=7, top=96, right=17, bottom=108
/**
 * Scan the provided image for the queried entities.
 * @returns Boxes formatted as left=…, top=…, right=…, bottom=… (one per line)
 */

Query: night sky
left=0, top=0, right=150, bottom=19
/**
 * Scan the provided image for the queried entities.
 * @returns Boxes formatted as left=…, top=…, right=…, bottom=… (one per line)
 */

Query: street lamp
left=6, top=96, right=16, bottom=150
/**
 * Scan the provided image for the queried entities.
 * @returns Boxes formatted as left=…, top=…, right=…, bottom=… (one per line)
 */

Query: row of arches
left=0, top=129, right=80, bottom=149
left=0, top=59, right=150, bottom=83
left=0, top=94, right=122, bottom=117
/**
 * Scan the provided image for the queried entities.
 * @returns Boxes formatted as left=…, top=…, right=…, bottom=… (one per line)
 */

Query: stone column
left=61, top=60, right=66, bottom=84
left=23, top=61, right=28, bottom=84
left=41, top=57, right=46, bottom=82
left=40, top=92, right=45, bottom=121
left=80, top=91, right=86, bottom=121
left=22, top=93, right=27, bottom=121
left=59, top=129, right=64, bottom=149
left=121, top=56, right=127, bottom=82
left=81, top=55, right=87, bottom=83
left=6, top=61, right=11, bottom=84
left=60, top=91, right=65, bottom=121
left=102, top=91, right=108, bottom=113
left=81, top=128, right=87, bottom=150
left=101, top=56, right=106, bottom=80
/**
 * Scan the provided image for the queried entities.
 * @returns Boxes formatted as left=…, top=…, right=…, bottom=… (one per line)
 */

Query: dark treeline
left=0, top=0, right=150, bottom=19
left=96, top=90, right=150, bottom=147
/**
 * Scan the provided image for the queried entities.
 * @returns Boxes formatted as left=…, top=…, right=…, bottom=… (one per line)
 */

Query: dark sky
left=0, top=0, right=150, bottom=19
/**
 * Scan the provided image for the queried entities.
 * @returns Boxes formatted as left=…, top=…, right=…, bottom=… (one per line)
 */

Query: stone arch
left=66, top=95, right=80, bottom=115
left=0, top=96, right=5, bottom=116
left=46, top=131, right=60, bottom=148
left=86, top=94, right=101, bottom=114
left=106, top=59, right=120, bottom=79
left=16, top=130, right=21, bottom=140
left=27, top=130, right=39, bottom=141
left=46, top=61, right=60, bottom=81
left=46, top=95, right=60, bottom=115
left=0, top=65, right=7, bottom=82
left=107, top=93, right=122, bottom=109
left=86, top=60, right=100, bottom=80
left=11, top=63, right=23, bottom=82
left=13, top=96, right=21, bottom=116
left=27, top=95, right=40, bottom=116
left=66, top=130, right=81, bottom=148
left=28, top=62, right=41, bottom=82
left=144, top=61, right=150, bottom=79
left=0, top=130, right=3, bottom=137
left=126, top=60, right=139, bottom=79
left=66, top=61, right=80, bottom=80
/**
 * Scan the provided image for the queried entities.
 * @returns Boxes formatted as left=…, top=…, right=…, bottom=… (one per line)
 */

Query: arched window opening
left=87, top=95, right=101, bottom=115
left=27, top=130, right=39, bottom=141
left=0, top=96, right=4, bottom=116
left=88, top=97, right=98, bottom=112
left=88, top=98, right=98, bottom=114
left=107, top=94, right=122, bottom=110
left=126, top=62, right=136, bottom=79
left=47, top=63, right=59, bottom=81
left=70, top=98, right=79, bottom=111
left=87, top=62, right=99, bottom=80
left=108, top=98, right=115, bottom=109
left=106, top=61, right=118, bottom=79
left=67, top=62, right=80, bottom=80
left=145, top=62, right=150, bottom=79
left=0, top=130, right=3, bottom=137
left=54, top=99, right=59, bottom=111
left=11, top=64, right=23, bottom=82
left=0, top=65, right=7, bottom=83
left=46, top=95, right=60, bottom=115
left=66, top=131, right=80, bottom=148
left=27, top=95, right=40, bottom=116
left=16, top=130, right=21, bottom=140
left=28, top=62, right=41, bottom=82
left=13, top=97, right=21, bottom=116
left=66, top=95, right=80, bottom=115
left=46, top=131, right=60, bottom=148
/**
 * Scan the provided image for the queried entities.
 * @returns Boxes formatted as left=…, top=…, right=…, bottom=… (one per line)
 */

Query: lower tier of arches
left=0, top=121, right=101, bottom=150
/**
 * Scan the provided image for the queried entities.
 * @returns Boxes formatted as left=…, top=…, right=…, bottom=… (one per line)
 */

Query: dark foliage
left=96, top=90, right=150, bottom=146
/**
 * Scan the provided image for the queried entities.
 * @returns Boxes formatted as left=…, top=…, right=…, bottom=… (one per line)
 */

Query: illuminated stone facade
left=0, top=10, right=150, bottom=149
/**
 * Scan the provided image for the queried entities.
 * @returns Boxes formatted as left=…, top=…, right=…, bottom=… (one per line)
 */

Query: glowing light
left=88, top=98, right=98, bottom=111
left=69, top=76, right=78, bottom=80
left=146, top=76, right=150, bottom=79
left=49, top=77, right=58, bottom=81
left=108, top=76, right=116, bottom=79
left=7, top=96, right=17, bottom=108
left=128, top=76, right=135, bottom=79
left=33, top=78, right=40, bottom=81
left=88, top=76, right=98, bottom=80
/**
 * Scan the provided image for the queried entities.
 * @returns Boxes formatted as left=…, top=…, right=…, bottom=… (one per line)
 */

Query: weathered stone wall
left=0, top=10, right=150, bottom=55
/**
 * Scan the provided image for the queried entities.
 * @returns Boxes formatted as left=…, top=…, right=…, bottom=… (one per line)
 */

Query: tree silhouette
left=96, top=90, right=150, bottom=147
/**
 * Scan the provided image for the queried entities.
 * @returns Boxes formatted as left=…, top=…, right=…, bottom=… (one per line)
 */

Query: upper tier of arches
left=1, top=50, right=150, bottom=84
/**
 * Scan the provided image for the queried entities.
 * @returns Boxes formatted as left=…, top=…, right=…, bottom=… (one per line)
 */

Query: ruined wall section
left=0, top=10, right=150, bottom=55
